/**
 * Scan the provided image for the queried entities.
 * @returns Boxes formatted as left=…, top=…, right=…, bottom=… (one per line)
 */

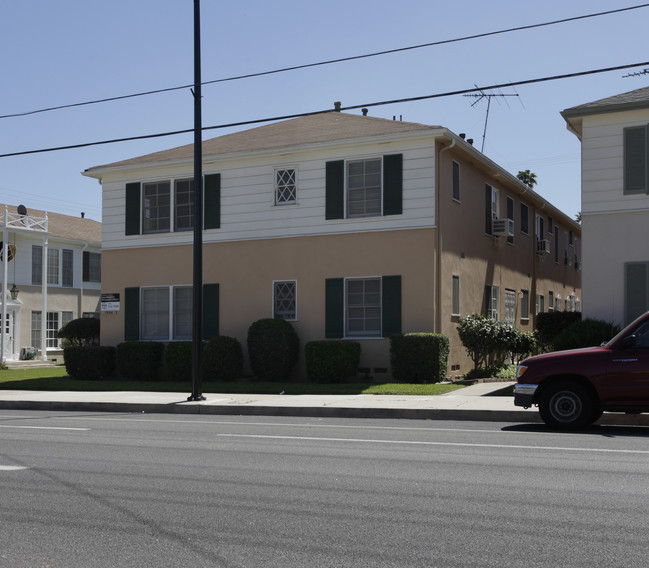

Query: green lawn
left=0, top=367, right=465, bottom=396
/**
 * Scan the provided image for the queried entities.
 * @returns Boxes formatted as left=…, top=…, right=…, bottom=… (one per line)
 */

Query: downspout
left=436, top=137, right=456, bottom=334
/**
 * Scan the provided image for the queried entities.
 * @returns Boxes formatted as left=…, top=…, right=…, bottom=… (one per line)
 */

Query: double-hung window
left=174, top=179, right=194, bottom=232
left=485, top=185, right=499, bottom=235
left=505, top=289, right=516, bottom=324
left=485, top=285, right=500, bottom=320
left=32, top=247, right=73, bottom=286
left=273, top=281, right=297, bottom=321
left=143, top=181, right=171, bottom=234
left=275, top=168, right=297, bottom=205
left=47, top=249, right=60, bottom=284
left=141, top=286, right=193, bottom=341
left=347, top=159, right=382, bottom=218
left=346, top=278, right=382, bottom=337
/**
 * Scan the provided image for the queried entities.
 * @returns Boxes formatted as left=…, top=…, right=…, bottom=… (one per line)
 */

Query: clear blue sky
left=2, top=0, right=649, bottom=222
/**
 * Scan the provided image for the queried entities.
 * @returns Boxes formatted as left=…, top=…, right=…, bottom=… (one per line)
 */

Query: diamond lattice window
left=275, top=169, right=297, bottom=205
left=274, top=281, right=297, bottom=320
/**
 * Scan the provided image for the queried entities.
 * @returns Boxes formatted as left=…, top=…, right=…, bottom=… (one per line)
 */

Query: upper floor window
left=520, top=203, right=529, bottom=234
left=347, top=158, right=382, bottom=218
left=506, top=196, right=514, bottom=245
left=485, top=185, right=499, bottom=235
left=485, top=285, right=500, bottom=320
left=505, top=289, right=516, bottom=324
left=142, top=181, right=171, bottom=234
left=452, top=161, right=460, bottom=201
left=521, top=289, right=530, bottom=321
left=275, top=168, right=297, bottom=205
left=32, top=246, right=72, bottom=287
left=174, top=179, right=194, bottom=232
left=624, top=125, right=649, bottom=195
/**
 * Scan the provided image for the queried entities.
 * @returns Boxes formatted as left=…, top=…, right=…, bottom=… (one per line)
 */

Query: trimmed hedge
left=247, top=318, right=300, bottom=381
left=305, top=341, right=361, bottom=383
left=203, top=336, right=244, bottom=381
left=390, top=333, right=449, bottom=383
left=165, top=342, right=192, bottom=381
left=58, top=317, right=100, bottom=347
left=552, top=318, right=621, bottom=351
left=116, top=341, right=164, bottom=381
left=63, top=346, right=116, bottom=380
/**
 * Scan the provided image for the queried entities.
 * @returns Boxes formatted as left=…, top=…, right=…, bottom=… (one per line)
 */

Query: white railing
left=1, top=207, right=48, bottom=232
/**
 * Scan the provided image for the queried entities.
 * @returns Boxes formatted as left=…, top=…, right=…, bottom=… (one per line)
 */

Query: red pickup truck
left=514, top=311, right=649, bottom=429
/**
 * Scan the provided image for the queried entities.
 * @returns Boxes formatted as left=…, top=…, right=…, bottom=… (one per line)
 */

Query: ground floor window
left=273, top=280, right=297, bottom=320
left=505, top=289, right=516, bottom=324
left=141, top=285, right=192, bottom=341
left=536, top=294, right=545, bottom=315
left=31, top=310, right=73, bottom=349
left=346, top=277, right=382, bottom=337
left=485, top=285, right=500, bottom=320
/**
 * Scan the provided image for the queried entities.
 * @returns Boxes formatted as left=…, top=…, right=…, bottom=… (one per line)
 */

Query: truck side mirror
left=619, top=335, right=638, bottom=350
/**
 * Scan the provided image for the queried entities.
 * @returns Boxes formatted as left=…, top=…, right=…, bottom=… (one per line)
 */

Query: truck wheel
left=538, top=381, right=593, bottom=430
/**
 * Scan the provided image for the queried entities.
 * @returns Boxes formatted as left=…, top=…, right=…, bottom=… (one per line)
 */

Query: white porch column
left=1, top=210, right=7, bottom=364
left=41, top=227, right=48, bottom=361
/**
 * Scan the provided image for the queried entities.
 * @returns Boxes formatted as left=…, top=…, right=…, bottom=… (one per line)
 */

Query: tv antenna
left=464, top=87, right=519, bottom=152
left=623, top=68, right=649, bottom=78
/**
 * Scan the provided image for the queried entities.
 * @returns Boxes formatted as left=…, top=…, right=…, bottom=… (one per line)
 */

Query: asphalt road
left=0, top=411, right=648, bottom=568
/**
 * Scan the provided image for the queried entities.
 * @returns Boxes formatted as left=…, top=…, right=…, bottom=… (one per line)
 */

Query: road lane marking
left=0, top=466, right=29, bottom=471
left=0, top=425, right=88, bottom=431
left=215, top=433, right=649, bottom=455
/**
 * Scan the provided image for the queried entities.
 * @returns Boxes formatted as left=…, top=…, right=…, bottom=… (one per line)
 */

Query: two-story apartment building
left=562, top=86, right=649, bottom=326
left=0, top=204, right=101, bottom=362
left=84, top=110, right=580, bottom=378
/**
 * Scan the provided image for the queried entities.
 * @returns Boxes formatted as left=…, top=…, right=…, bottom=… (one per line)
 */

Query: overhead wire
left=2, top=59, right=648, bottom=159
left=1, top=3, right=648, bottom=120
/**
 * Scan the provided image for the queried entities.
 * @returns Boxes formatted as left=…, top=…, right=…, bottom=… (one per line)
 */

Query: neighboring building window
left=347, top=158, right=382, bottom=218
left=624, top=125, right=649, bottom=194
left=62, top=249, right=73, bottom=288
left=83, top=252, right=101, bottom=283
left=275, top=168, right=297, bottom=205
left=32, top=245, right=42, bottom=285
left=520, top=203, right=529, bottom=234
left=625, top=262, right=649, bottom=324
left=47, top=249, right=60, bottom=285
left=506, top=196, right=514, bottom=245
left=452, top=275, right=460, bottom=317
left=31, top=311, right=42, bottom=349
left=62, top=311, right=74, bottom=328
left=521, top=290, right=530, bottom=321
left=555, top=295, right=563, bottom=312
left=46, top=312, right=59, bottom=347
left=505, top=289, right=516, bottom=324
left=548, top=291, right=554, bottom=312
left=273, top=280, right=297, bottom=321
left=485, top=285, right=500, bottom=320
left=174, top=178, right=194, bottom=232
left=535, top=215, right=545, bottom=241
left=173, top=286, right=192, bottom=340
left=485, top=185, right=499, bottom=235
left=32, top=311, right=69, bottom=349
left=346, top=277, right=381, bottom=336
left=142, top=181, right=171, bottom=234
left=452, top=161, right=460, bottom=201
left=548, top=216, right=554, bottom=234
left=536, top=294, right=545, bottom=315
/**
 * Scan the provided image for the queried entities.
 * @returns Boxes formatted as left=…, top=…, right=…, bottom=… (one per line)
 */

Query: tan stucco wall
left=101, top=229, right=438, bottom=379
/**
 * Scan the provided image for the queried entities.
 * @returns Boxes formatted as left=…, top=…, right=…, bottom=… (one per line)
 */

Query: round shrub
left=165, top=342, right=192, bottom=381
left=247, top=318, right=299, bottom=381
left=57, top=317, right=100, bottom=347
left=203, top=336, right=244, bottom=381
left=552, top=318, right=621, bottom=351
left=305, top=341, right=360, bottom=383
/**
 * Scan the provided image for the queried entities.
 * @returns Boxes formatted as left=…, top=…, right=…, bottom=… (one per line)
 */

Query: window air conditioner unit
left=492, top=218, right=514, bottom=237
left=536, top=239, right=550, bottom=255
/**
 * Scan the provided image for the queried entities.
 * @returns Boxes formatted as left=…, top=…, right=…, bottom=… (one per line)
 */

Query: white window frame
left=452, top=275, right=460, bottom=317
left=31, top=310, right=73, bottom=350
left=273, top=280, right=297, bottom=321
left=345, top=277, right=382, bottom=338
left=274, top=167, right=297, bottom=206
left=142, top=181, right=171, bottom=234
left=174, top=178, right=194, bottom=232
left=505, top=289, right=516, bottom=324
left=486, top=285, right=500, bottom=320
left=535, top=294, right=545, bottom=315
left=346, top=157, right=383, bottom=219
left=47, top=248, right=60, bottom=285
left=521, top=289, right=530, bottom=321
left=140, top=285, right=193, bottom=341
left=535, top=214, right=545, bottom=241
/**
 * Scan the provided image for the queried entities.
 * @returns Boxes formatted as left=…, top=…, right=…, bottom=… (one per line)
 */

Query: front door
left=2, top=311, right=14, bottom=360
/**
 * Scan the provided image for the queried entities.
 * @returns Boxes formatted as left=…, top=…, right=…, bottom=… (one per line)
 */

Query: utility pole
left=189, top=0, right=205, bottom=401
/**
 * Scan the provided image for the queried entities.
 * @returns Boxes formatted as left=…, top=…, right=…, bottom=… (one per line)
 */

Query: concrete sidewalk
left=0, top=381, right=647, bottom=425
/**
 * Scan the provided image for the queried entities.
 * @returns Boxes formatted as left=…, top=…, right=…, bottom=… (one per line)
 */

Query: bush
left=535, top=311, right=581, bottom=350
left=63, top=346, right=115, bottom=380
left=165, top=342, right=192, bottom=381
left=552, top=318, right=621, bottom=351
left=247, top=318, right=300, bottom=381
left=390, top=333, right=449, bottom=383
left=116, top=341, right=164, bottom=381
left=203, top=336, right=244, bottom=381
left=305, top=341, right=361, bottom=383
left=57, top=317, right=100, bottom=347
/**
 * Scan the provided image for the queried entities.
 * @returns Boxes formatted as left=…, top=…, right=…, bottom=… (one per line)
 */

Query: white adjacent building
left=562, top=86, right=649, bottom=326
left=0, top=205, right=101, bottom=362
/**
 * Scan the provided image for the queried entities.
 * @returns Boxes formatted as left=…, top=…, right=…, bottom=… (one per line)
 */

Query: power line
left=2, top=59, right=648, bottom=160
left=2, top=3, right=648, bottom=120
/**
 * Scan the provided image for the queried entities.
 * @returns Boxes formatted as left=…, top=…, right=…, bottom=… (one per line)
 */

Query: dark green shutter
left=325, top=278, right=344, bottom=338
left=624, top=125, right=648, bottom=194
left=125, top=183, right=141, bottom=236
left=124, top=287, right=140, bottom=341
left=381, top=275, right=402, bottom=336
left=325, top=161, right=345, bottom=220
left=204, top=174, right=221, bottom=229
left=203, top=283, right=219, bottom=339
left=383, top=154, right=403, bottom=216
left=82, top=251, right=90, bottom=282
left=625, top=263, right=649, bottom=325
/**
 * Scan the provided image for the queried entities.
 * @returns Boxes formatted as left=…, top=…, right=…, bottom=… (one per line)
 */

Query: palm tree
left=517, top=170, right=537, bottom=189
